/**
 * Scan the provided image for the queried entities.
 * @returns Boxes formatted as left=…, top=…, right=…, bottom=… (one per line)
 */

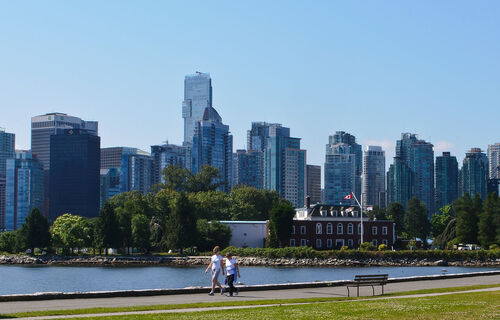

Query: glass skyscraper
left=5, top=152, right=44, bottom=231
left=247, top=122, right=290, bottom=152
left=488, top=143, right=500, bottom=179
left=387, top=157, right=413, bottom=208
left=459, top=148, right=489, bottom=200
left=150, top=143, right=187, bottom=186
left=306, top=164, right=322, bottom=205
left=0, top=128, right=15, bottom=230
left=233, top=149, right=263, bottom=189
left=435, top=152, right=458, bottom=210
left=182, top=72, right=212, bottom=146
left=191, top=106, right=233, bottom=193
left=362, top=146, right=386, bottom=209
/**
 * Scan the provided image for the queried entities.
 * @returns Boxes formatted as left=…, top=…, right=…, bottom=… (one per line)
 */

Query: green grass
left=0, top=284, right=499, bottom=319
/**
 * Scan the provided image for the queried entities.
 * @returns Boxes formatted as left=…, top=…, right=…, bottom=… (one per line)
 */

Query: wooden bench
left=346, top=274, right=388, bottom=297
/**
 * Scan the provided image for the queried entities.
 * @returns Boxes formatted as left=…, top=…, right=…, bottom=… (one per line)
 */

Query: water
left=0, top=265, right=496, bottom=295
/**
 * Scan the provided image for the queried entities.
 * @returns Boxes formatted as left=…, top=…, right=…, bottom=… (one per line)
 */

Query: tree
left=430, top=205, right=453, bottom=238
left=50, top=213, right=85, bottom=254
left=478, top=193, right=499, bottom=248
left=196, top=219, right=232, bottom=251
left=433, top=218, right=457, bottom=249
left=229, top=186, right=281, bottom=221
left=404, top=198, right=430, bottom=244
left=160, top=165, right=190, bottom=192
left=164, top=193, right=198, bottom=253
left=18, top=208, right=50, bottom=254
left=99, top=203, right=122, bottom=254
left=267, top=202, right=295, bottom=248
left=455, top=194, right=479, bottom=244
left=366, top=207, right=386, bottom=221
left=0, top=231, right=21, bottom=253
left=386, top=202, right=405, bottom=236
left=186, top=165, right=224, bottom=192
left=132, top=214, right=151, bottom=253
left=190, top=191, right=231, bottom=220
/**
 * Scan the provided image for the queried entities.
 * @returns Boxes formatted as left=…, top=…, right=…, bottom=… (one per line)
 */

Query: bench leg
left=357, top=286, right=359, bottom=297
left=372, top=285, right=375, bottom=296
left=382, top=285, right=384, bottom=295
left=347, top=287, right=350, bottom=297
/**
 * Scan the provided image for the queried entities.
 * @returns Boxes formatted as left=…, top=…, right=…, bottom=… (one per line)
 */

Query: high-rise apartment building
left=100, top=168, right=120, bottom=209
left=435, top=152, right=458, bottom=210
left=247, top=122, right=290, bottom=152
left=362, top=146, right=386, bottom=209
left=182, top=72, right=212, bottom=145
left=0, top=128, right=15, bottom=230
left=192, top=106, right=233, bottom=193
left=5, top=152, right=44, bottom=231
left=306, top=165, right=321, bottom=204
left=49, top=129, right=100, bottom=221
left=387, top=157, right=413, bottom=208
left=0, top=178, right=6, bottom=231
left=459, top=148, right=489, bottom=200
left=233, top=149, right=263, bottom=189
left=150, top=143, right=187, bottom=186
left=488, top=143, right=500, bottom=179
left=264, top=132, right=306, bottom=208
left=324, top=131, right=361, bottom=206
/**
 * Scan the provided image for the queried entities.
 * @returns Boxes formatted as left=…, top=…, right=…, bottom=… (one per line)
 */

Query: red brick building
left=289, top=204, right=395, bottom=249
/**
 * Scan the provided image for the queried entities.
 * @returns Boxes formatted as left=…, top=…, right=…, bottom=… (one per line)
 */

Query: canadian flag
left=344, top=193, right=353, bottom=200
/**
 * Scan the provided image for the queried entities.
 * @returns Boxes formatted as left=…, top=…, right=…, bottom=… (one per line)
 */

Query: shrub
left=378, top=244, right=388, bottom=251
left=360, top=242, right=376, bottom=251
left=490, top=244, right=499, bottom=251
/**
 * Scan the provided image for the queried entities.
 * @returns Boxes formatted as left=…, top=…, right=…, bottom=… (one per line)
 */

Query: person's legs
left=227, top=274, right=235, bottom=296
left=210, top=269, right=220, bottom=294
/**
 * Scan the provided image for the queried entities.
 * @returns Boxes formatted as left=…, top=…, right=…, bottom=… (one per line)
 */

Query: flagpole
left=350, top=193, right=363, bottom=246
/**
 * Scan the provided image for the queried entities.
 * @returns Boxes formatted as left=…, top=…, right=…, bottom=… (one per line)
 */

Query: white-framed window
left=290, top=239, right=296, bottom=247
left=372, top=226, right=378, bottom=235
left=347, top=223, right=353, bottom=235
left=382, top=239, right=388, bottom=245
left=316, top=239, right=322, bottom=248
left=382, top=226, right=388, bottom=235
left=353, top=211, right=359, bottom=217
left=337, top=223, right=343, bottom=234
left=372, top=239, right=378, bottom=246
left=327, top=239, right=333, bottom=248
left=320, top=210, right=327, bottom=217
left=292, top=225, right=296, bottom=235
left=300, top=239, right=307, bottom=246
left=326, top=223, right=333, bottom=234
left=316, top=223, right=322, bottom=234
left=335, top=239, right=345, bottom=248
left=300, top=225, right=306, bottom=235
left=358, top=223, right=362, bottom=235
left=332, top=210, right=338, bottom=217
left=347, top=239, right=354, bottom=248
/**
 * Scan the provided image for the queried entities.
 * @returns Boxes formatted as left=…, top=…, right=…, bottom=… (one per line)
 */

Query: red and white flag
left=344, top=193, right=353, bottom=200
left=366, top=206, right=374, bottom=211
left=345, top=207, right=354, bottom=213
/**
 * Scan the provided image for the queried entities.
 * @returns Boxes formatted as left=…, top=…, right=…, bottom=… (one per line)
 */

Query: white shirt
left=226, top=258, right=237, bottom=275
left=211, top=254, right=222, bottom=270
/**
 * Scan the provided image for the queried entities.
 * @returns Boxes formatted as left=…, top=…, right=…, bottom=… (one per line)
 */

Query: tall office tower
left=101, top=147, right=152, bottom=195
left=150, top=144, right=187, bottom=186
left=264, top=132, right=306, bottom=208
left=233, top=149, right=264, bottom=189
left=247, top=122, right=290, bottom=152
left=100, top=168, right=120, bottom=209
left=5, top=152, right=44, bottom=231
left=435, top=152, right=458, bottom=210
left=49, top=129, right=100, bottom=221
left=387, top=157, right=413, bottom=208
left=0, top=128, right=15, bottom=230
left=393, top=133, right=434, bottom=214
left=192, top=107, right=233, bottom=193
left=488, top=143, right=500, bottom=179
left=324, top=131, right=361, bottom=206
left=306, top=164, right=321, bottom=204
left=362, top=146, right=386, bottom=209
left=459, top=148, right=489, bottom=200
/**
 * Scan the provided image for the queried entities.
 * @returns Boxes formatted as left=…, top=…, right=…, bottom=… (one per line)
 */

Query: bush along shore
left=1, top=248, right=500, bottom=267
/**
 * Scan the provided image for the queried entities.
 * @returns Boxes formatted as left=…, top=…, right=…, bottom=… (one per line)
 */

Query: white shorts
left=211, top=269, right=220, bottom=281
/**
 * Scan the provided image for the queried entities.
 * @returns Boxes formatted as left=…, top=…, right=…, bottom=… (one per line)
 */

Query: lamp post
left=349, top=193, right=363, bottom=245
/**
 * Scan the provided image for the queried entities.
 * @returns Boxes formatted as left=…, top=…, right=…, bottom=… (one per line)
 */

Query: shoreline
left=1, top=254, right=499, bottom=267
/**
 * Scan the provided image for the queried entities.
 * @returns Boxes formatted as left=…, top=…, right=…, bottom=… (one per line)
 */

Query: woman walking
left=205, top=246, right=224, bottom=295
left=225, top=252, right=240, bottom=297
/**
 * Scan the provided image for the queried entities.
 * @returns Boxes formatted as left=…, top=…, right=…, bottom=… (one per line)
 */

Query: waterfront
left=0, top=265, right=497, bottom=295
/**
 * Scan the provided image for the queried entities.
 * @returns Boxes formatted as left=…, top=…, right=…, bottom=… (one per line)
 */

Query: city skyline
left=1, top=2, right=499, bottom=172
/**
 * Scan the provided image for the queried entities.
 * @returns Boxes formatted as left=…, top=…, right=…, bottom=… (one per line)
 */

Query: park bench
left=346, top=274, right=388, bottom=297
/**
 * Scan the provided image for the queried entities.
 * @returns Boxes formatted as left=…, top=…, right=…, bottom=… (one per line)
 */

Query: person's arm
left=221, top=258, right=226, bottom=275
left=235, top=261, right=240, bottom=277
left=205, top=260, right=213, bottom=273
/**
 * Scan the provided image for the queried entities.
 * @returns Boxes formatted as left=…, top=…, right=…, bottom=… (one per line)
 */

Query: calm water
left=0, top=265, right=496, bottom=295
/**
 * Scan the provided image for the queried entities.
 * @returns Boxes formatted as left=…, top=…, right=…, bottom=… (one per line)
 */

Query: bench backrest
left=353, top=274, right=388, bottom=284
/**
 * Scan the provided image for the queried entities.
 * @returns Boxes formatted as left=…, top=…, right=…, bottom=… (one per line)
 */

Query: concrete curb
left=1, top=270, right=499, bottom=302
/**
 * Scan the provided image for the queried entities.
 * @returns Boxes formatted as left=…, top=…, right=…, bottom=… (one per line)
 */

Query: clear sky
left=1, top=1, right=499, bottom=169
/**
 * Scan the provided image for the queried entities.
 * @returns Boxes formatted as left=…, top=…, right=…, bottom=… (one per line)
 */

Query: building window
left=292, top=225, right=296, bottom=235
left=332, top=210, right=338, bottom=217
left=382, top=239, right=388, bottom=245
left=290, top=239, right=296, bottom=247
left=326, top=223, right=333, bottom=234
left=335, top=239, right=344, bottom=248
left=321, top=210, right=327, bottom=217
left=372, top=239, right=378, bottom=247
left=316, top=223, right=322, bottom=235
left=347, top=239, right=354, bottom=248
left=382, top=226, right=388, bottom=235
left=347, top=223, right=353, bottom=235
left=353, top=211, right=359, bottom=217
left=300, top=225, right=306, bottom=235
left=327, top=239, right=333, bottom=249
left=337, top=223, right=343, bottom=234
left=372, top=226, right=378, bottom=235
left=316, top=239, right=322, bottom=248
left=300, top=239, right=307, bottom=246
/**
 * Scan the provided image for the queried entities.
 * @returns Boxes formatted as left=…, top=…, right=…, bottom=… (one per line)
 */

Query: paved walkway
left=0, top=274, right=499, bottom=315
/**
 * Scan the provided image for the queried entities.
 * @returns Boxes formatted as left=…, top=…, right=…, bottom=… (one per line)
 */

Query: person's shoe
left=208, top=292, right=214, bottom=296
left=235, top=288, right=239, bottom=296
left=220, top=287, right=225, bottom=295
left=226, top=294, right=233, bottom=297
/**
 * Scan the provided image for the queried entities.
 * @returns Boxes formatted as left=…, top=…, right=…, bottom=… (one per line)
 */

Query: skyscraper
left=191, top=106, right=233, bottom=193
left=362, top=146, right=386, bottom=209
left=5, top=152, right=44, bottom=231
left=459, top=148, right=488, bottom=200
left=264, top=132, right=306, bottom=208
left=0, top=128, right=15, bottom=230
left=435, top=152, right=458, bottom=210
left=247, top=122, right=290, bottom=152
left=49, top=129, right=100, bottom=221
left=488, top=143, right=500, bottom=179
left=233, top=149, right=264, bottom=189
left=387, top=157, right=413, bottom=208
left=306, top=165, right=321, bottom=204
left=182, top=72, right=213, bottom=146
left=150, top=143, right=187, bottom=186
left=324, top=131, right=361, bottom=206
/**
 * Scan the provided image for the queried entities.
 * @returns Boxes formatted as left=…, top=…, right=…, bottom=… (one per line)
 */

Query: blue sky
left=1, top=1, right=499, bottom=169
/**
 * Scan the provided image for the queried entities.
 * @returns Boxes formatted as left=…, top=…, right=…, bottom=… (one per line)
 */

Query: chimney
left=306, top=196, right=311, bottom=208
